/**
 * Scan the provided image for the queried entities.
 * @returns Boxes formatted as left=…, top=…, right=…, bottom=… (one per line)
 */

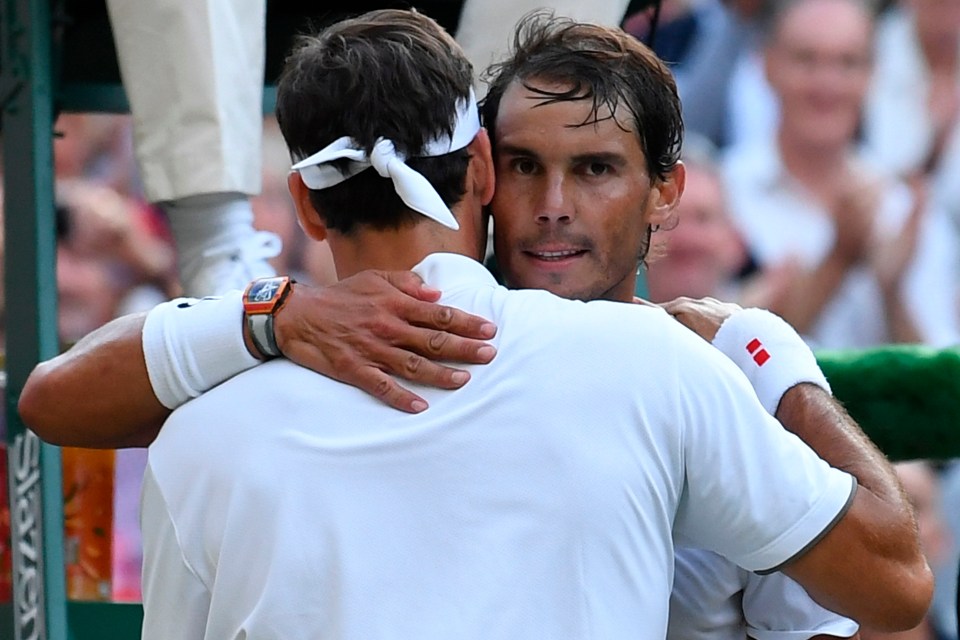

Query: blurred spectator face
left=764, top=0, right=873, bottom=147
left=646, top=164, right=745, bottom=302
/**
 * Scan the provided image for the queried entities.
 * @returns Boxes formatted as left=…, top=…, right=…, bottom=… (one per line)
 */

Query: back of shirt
left=141, top=253, right=853, bottom=640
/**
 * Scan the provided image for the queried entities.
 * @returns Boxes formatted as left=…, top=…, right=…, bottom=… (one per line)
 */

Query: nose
left=535, top=173, right=575, bottom=225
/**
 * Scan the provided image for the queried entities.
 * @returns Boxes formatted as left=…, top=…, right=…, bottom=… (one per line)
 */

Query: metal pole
left=1, top=0, right=69, bottom=637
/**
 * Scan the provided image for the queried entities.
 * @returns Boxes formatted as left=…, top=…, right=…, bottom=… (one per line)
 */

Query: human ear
left=648, top=161, right=686, bottom=229
left=468, top=128, right=496, bottom=206
left=287, top=171, right=328, bottom=242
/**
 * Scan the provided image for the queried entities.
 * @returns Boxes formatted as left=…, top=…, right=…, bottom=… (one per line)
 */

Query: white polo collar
left=412, top=252, right=499, bottom=294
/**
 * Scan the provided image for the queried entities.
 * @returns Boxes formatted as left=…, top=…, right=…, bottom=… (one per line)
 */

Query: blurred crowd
left=0, top=0, right=957, bottom=634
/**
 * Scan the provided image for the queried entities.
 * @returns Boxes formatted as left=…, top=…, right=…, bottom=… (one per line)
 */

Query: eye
left=510, top=157, right=538, bottom=175
left=583, top=162, right=612, bottom=177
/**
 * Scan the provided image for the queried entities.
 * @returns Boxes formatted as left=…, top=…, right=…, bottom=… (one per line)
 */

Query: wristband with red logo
left=711, top=308, right=831, bottom=415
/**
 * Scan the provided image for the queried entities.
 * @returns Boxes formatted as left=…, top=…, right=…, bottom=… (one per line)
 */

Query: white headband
left=290, top=88, right=481, bottom=230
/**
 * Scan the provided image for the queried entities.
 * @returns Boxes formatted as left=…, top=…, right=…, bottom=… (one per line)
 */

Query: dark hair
left=480, top=11, right=683, bottom=181
left=275, top=9, right=474, bottom=234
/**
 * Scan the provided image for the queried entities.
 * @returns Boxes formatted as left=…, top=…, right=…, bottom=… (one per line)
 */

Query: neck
left=612, top=273, right=639, bottom=303
left=327, top=217, right=483, bottom=280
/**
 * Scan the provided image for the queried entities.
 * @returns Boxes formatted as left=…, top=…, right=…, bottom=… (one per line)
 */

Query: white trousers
left=105, top=0, right=265, bottom=203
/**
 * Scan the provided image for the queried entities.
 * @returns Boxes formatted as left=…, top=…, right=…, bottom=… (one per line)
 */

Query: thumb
left=380, top=270, right=441, bottom=302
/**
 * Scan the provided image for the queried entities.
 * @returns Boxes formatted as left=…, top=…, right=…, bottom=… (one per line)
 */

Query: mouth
left=524, top=248, right=588, bottom=262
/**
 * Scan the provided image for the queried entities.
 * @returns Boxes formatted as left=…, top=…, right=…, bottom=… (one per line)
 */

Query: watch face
left=250, top=279, right=281, bottom=303
left=244, top=277, right=289, bottom=314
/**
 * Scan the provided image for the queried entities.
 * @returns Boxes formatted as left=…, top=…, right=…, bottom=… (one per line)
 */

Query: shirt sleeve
left=140, top=465, right=210, bottom=640
left=743, top=571, right=860, bottom=640
left=670, top=334, right=856, bottom=572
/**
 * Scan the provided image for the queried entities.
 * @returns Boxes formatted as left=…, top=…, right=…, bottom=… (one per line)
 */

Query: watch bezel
left=243, top=276, right=292, bottom=315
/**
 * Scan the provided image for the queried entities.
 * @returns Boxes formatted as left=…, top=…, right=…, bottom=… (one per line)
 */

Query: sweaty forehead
left=495, top=78, right=631, bottom=141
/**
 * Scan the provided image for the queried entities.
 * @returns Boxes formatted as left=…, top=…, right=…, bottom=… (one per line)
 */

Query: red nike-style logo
left=746, top=338, right=770, bottom=366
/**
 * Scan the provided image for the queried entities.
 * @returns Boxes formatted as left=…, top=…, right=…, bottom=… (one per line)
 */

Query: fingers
left=399, top=297, right=498, bottom=341
left=658, top=296, right=696, bottom=315
left=371, top=270, right=499, bottom=341
left=421, top=328, right=498, bottom=363
left=332, top=355, right=479, bottom=414
left=347, top=366, right=431, bottom=414
left=274, top=271, right=499, bottom=412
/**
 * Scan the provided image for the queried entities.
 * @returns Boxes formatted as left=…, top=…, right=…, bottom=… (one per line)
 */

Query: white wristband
left=142, top=291, right=260, bottom=409
left=711, top=308, right=831, bottom=415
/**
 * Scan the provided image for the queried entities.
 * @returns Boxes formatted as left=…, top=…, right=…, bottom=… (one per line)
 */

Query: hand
left=274, top=270, right=498, bottom=413
left=830, top=174, right=881, bottom=267
left=658, top=296, right=744, bottom=342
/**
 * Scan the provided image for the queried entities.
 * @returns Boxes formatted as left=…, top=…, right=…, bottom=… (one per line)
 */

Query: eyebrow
left=570, top=152, right=627, bottom=167
left=497, top=144, right=627, bottom=166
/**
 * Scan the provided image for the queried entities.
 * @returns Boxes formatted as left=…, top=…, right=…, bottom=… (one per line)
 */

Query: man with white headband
left=84, top=8, right=928, bottom=638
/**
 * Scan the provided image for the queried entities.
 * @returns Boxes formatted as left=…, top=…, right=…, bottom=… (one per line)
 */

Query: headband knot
left=290, top=89, right=480, bottom=231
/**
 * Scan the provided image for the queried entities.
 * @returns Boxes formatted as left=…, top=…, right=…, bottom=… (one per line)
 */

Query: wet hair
left=275, top=9, right=474, bottom=234
left=480, top=11, right=683, bottom=182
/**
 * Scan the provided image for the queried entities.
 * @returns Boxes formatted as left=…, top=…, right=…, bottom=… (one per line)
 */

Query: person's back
left=143, top=253, right=852, bottom=639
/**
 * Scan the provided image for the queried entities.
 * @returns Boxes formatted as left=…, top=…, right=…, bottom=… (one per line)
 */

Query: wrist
left=243, top=276, right=295, bottom=359
left=711, top=308, right=831, bottom=415
left=142, top=292, right=260, bottom=409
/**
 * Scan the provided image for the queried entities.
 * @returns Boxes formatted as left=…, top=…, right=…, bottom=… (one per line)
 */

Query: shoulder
left=156, top=360, right=333, bottom=450
left=504, top=292, right=696, bottom=355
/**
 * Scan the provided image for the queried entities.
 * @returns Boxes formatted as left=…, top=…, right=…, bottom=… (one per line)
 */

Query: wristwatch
left=243, top=276, right=294, bottom=358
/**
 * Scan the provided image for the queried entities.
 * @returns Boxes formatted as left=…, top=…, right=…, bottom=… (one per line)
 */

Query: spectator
left=720, top=0, right=960, bottom=348
left=863, top=0, right=960, bottom=227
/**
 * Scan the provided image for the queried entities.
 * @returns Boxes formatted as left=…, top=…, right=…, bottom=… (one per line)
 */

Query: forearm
left=777, top=384, right=931, bottom=629
left=19, top=313, right=167, bottom=448
left=776, top=384, right=906, bottom=508
left=18, top=271, right=501, bottom=449
left=697, top=304, right=930, bottom=628
left=20, top=292, right=261, bottom=449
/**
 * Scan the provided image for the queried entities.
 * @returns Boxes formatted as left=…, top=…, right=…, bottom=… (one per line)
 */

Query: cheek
left=491, top=186, right=532, bottom=231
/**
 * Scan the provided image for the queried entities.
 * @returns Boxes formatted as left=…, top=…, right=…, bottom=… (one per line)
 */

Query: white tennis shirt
left=141, top=252, right=855, bottom=640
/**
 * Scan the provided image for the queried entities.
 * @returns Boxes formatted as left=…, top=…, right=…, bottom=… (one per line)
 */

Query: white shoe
left=179, top=230, right=283, bottom=297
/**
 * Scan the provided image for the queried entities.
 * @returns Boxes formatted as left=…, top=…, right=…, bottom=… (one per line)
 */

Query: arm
left=19, top=270, right=498, bottom=448
left=775, top=386, right=932, bottom=631
left=19, top=311, right=165, bottom=448
left=662, top=298, right=932, bottom=631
